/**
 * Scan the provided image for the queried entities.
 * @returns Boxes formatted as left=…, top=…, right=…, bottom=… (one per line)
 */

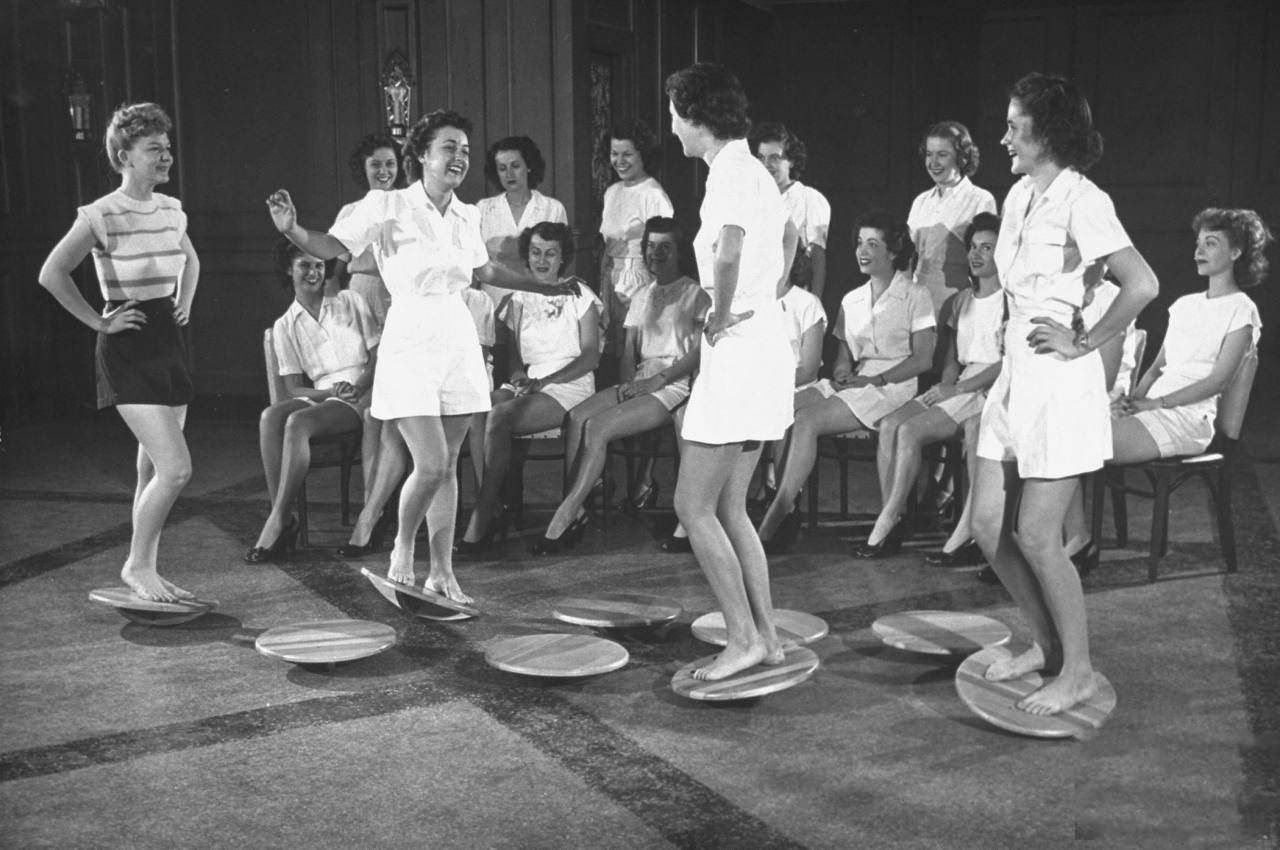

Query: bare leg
left=562, top=388, right=623, bottom=491
left=718, top=442, right=785, bottom=665
left=868, top=405, right=958, bottom=544
left=388, top=415, right=455, bottom=591
left=421, top=415, right=472, bottom=602
left=546, top=395, right=670, bottom=539
left=467, top=412, right=487, bottom=490
left=258, top=399, right=310, bottom=506
left=1061, top=478, right=1088, bottom=554
left=115, top=404, right=193, bottom=601
left=346, top=422, right=406, bottom=546
left=255, top=401, right=362, bottom=549
left=359, top=409, right=382, bottom=504
left=757, top=395, right=862, bottom=540
left=941, top=416, right=982, bottom=552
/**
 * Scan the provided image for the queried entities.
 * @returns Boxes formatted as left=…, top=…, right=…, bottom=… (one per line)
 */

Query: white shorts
left=501, top=357, right=596, bottom=413
left=636, top=358, right=691, bottom=411
left=1131, top=406, right=1215, bottom=458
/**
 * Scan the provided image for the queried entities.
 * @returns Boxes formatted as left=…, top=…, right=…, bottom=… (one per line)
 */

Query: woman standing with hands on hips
left=266, top=110, right=575, bottom=604
left=970, top=73, right=1158, bottom=715
left=666, top=63, right=798, bottom=681
left=38, top=102, right=199, bottom=602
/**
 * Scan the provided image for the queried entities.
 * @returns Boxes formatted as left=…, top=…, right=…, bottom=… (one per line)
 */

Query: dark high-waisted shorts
left=95, top=297, right=194, bottom=409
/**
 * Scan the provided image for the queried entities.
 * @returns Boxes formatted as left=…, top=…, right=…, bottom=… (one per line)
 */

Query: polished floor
left=2, top=389, right=1279, bottom=849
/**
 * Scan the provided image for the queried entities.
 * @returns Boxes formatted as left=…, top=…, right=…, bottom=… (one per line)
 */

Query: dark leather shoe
left=658, top=535, right=692, bottom=553
left=976, top=565, right=1000, bottom=584
left=1070, top=541, right=1100, bottom=577
left=924, top=540, right=984, bottom=567
left=852, top=518, right=907, bottom=559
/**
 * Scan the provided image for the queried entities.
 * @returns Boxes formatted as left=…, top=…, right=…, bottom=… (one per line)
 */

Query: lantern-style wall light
left=65, top=69, right=94, bottom=142
left=381, top=50, right=414, bottom=142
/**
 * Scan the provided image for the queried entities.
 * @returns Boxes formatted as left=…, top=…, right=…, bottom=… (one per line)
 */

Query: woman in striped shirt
left=38, top=102, right=201, bottom=602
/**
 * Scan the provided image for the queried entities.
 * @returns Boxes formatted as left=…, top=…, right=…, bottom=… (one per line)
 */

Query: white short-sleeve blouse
left=272, top=290, right=380, bottom=390
left=780, top=181, right=831, bottom=251
left=833, top=270, right=936, bottom=365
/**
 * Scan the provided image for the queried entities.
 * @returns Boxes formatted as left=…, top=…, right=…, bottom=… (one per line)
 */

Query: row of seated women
left=250, top=117, right=1269, bottom=583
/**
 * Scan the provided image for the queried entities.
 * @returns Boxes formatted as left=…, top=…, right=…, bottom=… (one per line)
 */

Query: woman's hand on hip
left=703, top=310, right=753, bottom=346
left=100, top=300, right=145, bottom=334
left=1027, top=316, right=1086, bottom=359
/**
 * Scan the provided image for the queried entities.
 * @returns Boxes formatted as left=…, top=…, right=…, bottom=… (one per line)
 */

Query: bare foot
left=387, top=547, right=415, bottom=586
left=121, top=564, right=177, bottom=602
left=1017, top=670, right=1100, bottom=716
left=692, top=640, right=767, bottom=681
left=761, top=638, right=798, bottom=666
left=158, top=577, right=195, bottom=600
left=985, top=644, right=1046, bottom=682
left=423, top=569, right=473, bottom=605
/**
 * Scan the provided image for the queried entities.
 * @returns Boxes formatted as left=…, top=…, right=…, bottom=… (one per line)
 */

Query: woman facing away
left=969, top=72, right=1159, bottom=716
left=267, top=109, right=572, bottom=604
left=530, top=215, right=709, bottom=554
left=38, top=102, right=199, bottom=602
left=666, top=62, right=799, bottom=681
left=247, top=239, right=379, bottom=563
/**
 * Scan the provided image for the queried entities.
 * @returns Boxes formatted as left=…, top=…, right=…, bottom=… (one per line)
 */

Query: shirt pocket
left=1021, top=225, right=1067, bottom=278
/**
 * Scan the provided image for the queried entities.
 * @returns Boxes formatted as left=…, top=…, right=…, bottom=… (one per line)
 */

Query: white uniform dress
left=599, top=176, right=673, bottom=353
left=498, top=286, right=603, bottom=412
left=623, top=276, right=710, bottom=410
left=328, top=185, right=491, bottom=420
left=272, top=290, right=381, bottom=413
left=332, top=200, right=391, bottom=327
left=977, top=169, right=1132, bottom=478
left=907, top=177, right=998, bottom=316
left=924, top=286, right=1003, bottom=423
left=1132, top=291, right=1260, bottom=457
left=476, top=189, right=568, bottom=305
left=812, top=271, right=936, bottom=429
left=780, top=284, right=827, bottom=392
left=681, top=139, right=793, bottom=444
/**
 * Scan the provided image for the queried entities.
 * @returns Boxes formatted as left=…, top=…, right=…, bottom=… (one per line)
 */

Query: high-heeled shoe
left=924, top=540, right=984, bottom=567
left=453, top=508, right=511, bottom=555
left=852, top=516, right=908, bottom=559
left=528, top=512, right=590, bottom=555
left=761, top=508, right=802, bottom=556
left=337, top=510, right=391, bottom=558
left=245, top=516, right=299, bottom=564
left=616, top=479, right=658, bottom=513
left=1070, top=540, right=1100, bottom=577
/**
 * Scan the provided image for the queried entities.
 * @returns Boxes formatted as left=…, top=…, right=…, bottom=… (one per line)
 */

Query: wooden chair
left=807, top=430, right=877, bottom=530
left=1089, top=347, right=1258, bottom=581
left=605, top=421, right=681, bottom=531
left=504, top=427, right=565, bottom=530
left=262, top=329, right=361, bottom=548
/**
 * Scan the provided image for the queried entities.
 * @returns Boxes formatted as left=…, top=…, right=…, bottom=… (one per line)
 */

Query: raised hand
left=101, top=300, right=145, bottom=334
left=266, top=189, right=297, bottom=234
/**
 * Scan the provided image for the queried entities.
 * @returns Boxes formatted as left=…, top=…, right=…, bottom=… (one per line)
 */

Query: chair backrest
left=1216, top=346, right=1258, bottom=441
left=263, top=329, right=287, bottom=405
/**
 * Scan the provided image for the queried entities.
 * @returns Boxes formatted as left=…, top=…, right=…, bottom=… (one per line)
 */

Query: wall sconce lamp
left=381, top=50, right=414, bottom=141
left=65, top=70, right=94, bottom=142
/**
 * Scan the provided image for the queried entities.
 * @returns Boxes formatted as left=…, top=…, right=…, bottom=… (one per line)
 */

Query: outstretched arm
left=266, top=189, right=350, bottom=260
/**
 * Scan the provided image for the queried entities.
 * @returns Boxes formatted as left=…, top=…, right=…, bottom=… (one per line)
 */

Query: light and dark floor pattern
left=2, top=404, right=1279, bottom=849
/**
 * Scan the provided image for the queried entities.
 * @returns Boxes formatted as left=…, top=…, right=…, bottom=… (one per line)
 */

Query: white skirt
left=682, top=301, right=793, bottom=444
left=371, top=292, right=492, bottom=420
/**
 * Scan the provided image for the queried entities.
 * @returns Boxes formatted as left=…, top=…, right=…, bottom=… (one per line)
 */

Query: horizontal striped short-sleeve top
left=77, top=189, right=188, bottom=302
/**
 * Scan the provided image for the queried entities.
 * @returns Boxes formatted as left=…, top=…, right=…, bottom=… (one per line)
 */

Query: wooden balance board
left=361, top=568, right=478, bottom=621
left=88, top=587, right=218, bottom=626
left=255, top=619, right=396, bottom=668
left=672, top=645, right=820, bottom=701
left=485, top=633, right=629, bottom=678
left=954, top=646, right=1117, bottom=739
left=871, top=610, right=1012, bottom=656
left=552, top=592, right=681, bottom=629
left=690, top=609, right=828, bottom=647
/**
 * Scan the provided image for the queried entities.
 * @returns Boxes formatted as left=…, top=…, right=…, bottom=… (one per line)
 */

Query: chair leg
left=1148, top=466, right=1173, bottom=582
left=808, top=465, right=819, bottom=531
left=838, top=456, right=850, bottom=520
left=1112, top=468, right=1129, bottom=548
left=296, top=479, right=310, bottom=549
left=1089, top=470, right=1105, bottom=551
left=1213, top=465, right=1237, bottom=573
left=339, top=453, right=354, bottom=527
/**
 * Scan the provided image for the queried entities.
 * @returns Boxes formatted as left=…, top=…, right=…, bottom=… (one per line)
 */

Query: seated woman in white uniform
left=756, top=212, right=936, bottom=553
left=863, top=213, right=1004, bottom=562
left=530, top=216, right=709, bottom=554
left=267, top=109, right=573, bottom=604
left=970, top=73, right=1159, bottom=716
left=456, top=222, right=602, bottom=553
left=246, top=240, right=379, bottom=563
left=1112, top=207, right=1267, bottom=458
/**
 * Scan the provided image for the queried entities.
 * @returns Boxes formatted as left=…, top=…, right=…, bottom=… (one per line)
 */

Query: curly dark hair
left=272, top=237, right=334, bottom=290
left=346, top=134, right=405, bottom=189
left=484, top=136, right=547, bottom=191
left=918, top=120, right=980, bottom=178
left=664, top=63, right=751, bottom=141
left=402, top=110, right=474, bottom=181
left=104, top=102, right=172, bottom=173
left=1192, top=207, right=1274, bottom=289
left=963, top=212, right=1001, bottom=291
left=641, top=216, right=684, bottom=256
left=855, top=210, right=917, bottom=273
left=598, top=119, right=662, bottom=178
left=1008, top=73, right=1103, bottom=172
left=518, top=221, right=575, bottom=276
left=748, top=121, right=808, bottom=180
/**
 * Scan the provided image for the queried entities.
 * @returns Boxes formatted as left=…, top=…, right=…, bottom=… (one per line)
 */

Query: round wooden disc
left=690, top=609, right=828, bottom=647
left=484, top=633, right=629, bottom=678
left=552, top=592, right=682, bottom=628
left=89, top=587, right=217, bottom=626
left=361, top=567, right=478, bottom=620
left=872, top=610, right=1012, bottom=656
left=255, top=619, right=396, bottom=666
left=671, top=645, right=820, bottom=701
left=954, top=646, right=1117, bottom=739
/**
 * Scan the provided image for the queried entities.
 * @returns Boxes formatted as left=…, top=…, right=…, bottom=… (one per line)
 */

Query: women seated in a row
left=757, top=212, right=937, bottom=552
left=456, top=222, right=602, bottom=552
left=246, top=241, right=380, bottom=562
